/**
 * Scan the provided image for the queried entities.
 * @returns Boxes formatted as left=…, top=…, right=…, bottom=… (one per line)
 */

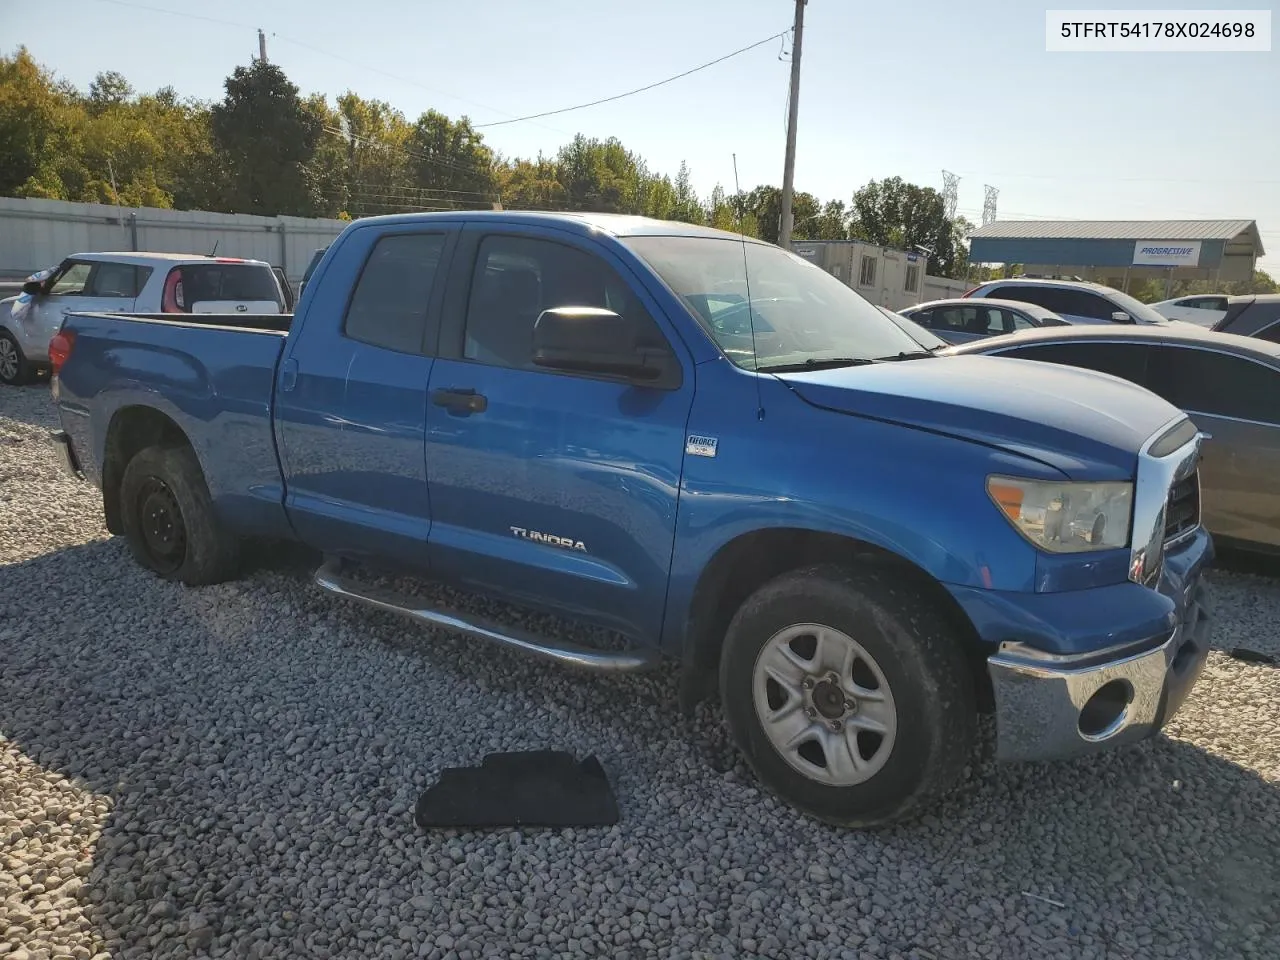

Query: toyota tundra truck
left=48, top=211, right=1213, bottom=827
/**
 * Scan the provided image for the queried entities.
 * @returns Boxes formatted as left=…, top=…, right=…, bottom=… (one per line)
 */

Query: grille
left=1164, top=470, right=1200, bottom=544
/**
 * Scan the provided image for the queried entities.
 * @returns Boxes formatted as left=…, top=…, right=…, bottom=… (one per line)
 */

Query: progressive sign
left=1132, top=240, right=1202, bottom=267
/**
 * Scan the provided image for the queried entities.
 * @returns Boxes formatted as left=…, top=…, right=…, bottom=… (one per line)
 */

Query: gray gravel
left=2, top=382, right=1278, bottom=960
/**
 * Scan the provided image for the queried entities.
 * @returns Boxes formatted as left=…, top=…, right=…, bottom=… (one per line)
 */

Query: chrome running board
left=313, top=558, right=661, bottom=673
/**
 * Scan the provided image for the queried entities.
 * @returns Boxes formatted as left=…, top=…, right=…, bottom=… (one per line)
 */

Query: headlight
left=987, top=476, right=1133, bottom=553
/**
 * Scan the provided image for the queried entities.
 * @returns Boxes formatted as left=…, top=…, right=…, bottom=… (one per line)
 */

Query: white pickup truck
left=0, top=251, right=287, bottom=385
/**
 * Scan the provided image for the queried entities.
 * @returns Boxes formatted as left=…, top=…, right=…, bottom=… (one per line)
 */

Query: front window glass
left=626, top=236, right=928, bottom=370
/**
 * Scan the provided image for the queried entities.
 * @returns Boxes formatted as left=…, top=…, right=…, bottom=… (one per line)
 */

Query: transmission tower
left=941, top=170, right=960, bottom=221
left=982, top=185, right=999, bottom=226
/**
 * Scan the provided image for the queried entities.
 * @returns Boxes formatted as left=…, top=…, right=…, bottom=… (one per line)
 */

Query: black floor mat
left=415, top=750, right=620, bottom=829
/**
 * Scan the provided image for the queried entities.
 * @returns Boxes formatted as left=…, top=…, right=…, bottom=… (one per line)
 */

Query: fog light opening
left=1079, top=679, right=1134, bottom=740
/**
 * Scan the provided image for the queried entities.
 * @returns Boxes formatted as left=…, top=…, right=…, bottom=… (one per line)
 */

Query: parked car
left=271, top=266, right=296, bottom=313
left=964, top=278, right=1177, bottom=327
left=0, top=251, right=285, bottom=385
left=49, top=211, right=1214, bottom=827
left=298, top=246, right=328, bottom=298
left=874, top=304, right=948, bottom=351
left=942, top=324, right=1280, bottom=555
left=1149, top=294, right=1229, bottom=327
left=898, top=297, right=1068, bottom=344
left=1210, top=293, right=1280, bottom=343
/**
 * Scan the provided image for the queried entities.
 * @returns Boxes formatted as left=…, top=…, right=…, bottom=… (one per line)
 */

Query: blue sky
left=4, top=0, right=1278, bottom=273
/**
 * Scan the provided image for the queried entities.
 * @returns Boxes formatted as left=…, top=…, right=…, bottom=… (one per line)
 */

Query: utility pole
left=778, top=0, right=807, bottom=250
left=258, top=29, right=268, bottom=62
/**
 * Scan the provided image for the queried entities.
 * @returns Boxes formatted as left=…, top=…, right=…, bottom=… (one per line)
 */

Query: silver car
left=943, top=324, right=1280, bottom=554
left=0, top=252, right=285, bottom=385
left=964, top=277, right=1178, bottom=328
left=898, top=297, right=1068, bottom=344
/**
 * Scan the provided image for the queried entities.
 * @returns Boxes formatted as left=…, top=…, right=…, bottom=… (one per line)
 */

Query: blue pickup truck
left=49, top=212, right=1213, bottom=826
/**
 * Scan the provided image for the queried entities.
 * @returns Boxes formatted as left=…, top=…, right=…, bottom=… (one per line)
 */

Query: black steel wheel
left=132, top=476, right=188, bottom=574
left=119, top=444, right=240, bottom=585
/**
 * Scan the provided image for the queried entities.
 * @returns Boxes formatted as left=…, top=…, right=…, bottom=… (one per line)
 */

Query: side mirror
left=21, top=280, right=43, bottom=296
left=532, top=307, right=671, bottom=384
left=1110, top=311, right=1131, bottom=323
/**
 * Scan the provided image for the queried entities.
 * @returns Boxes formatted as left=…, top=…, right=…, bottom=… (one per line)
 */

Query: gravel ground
left=2, top=383, right=1278, bottom=960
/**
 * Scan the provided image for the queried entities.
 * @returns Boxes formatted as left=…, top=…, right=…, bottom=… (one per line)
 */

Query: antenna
left=732, top=153, right=764, bottom=421
left=208, top=239, right=219, bottom=257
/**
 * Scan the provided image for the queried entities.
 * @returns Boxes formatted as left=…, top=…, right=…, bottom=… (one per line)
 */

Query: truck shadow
left=1, top=540, right=1277, bottom=957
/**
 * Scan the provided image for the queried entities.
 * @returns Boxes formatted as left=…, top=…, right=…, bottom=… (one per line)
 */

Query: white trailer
left=791, top=240, right=929, bottom=311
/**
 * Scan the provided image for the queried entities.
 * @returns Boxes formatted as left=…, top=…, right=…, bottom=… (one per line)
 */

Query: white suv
left=963, top=278, right=1177, bottom=328
left=1, top=252, right=285, bottom=385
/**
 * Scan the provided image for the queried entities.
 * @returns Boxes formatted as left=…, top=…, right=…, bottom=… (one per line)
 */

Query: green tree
left=406, top=109, right=496, bottom=208
left=850, top=177, right=964, bottom=277
left=496, top=152, right=566, bottom=209
left=556, top=135, right=641, bottom=213
left=0, top=47, right=77, bottom=197
left=87, top=70, right=133, bottom=114
left=209, top=60, right=322, bottom=216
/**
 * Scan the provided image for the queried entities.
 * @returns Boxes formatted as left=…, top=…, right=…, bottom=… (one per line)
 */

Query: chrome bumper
left=988, top=581, right=1212, bottom=761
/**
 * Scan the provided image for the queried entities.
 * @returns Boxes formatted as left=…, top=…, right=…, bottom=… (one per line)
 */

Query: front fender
left=660, top=368, right=1063, bottom=653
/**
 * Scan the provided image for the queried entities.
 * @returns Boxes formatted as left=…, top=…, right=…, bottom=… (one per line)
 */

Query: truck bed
left=55, top=309, right=294, bottom=539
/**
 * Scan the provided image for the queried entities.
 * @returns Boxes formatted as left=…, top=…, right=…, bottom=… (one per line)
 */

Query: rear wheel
left=0, top=331, right=31, bottom=385
left=719, top=564, right=976, bottom=827
left=120, top=444, right=240, bottom=585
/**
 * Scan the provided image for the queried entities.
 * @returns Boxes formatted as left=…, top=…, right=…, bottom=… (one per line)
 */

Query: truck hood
left=776, top=354, right=1182, bottom=479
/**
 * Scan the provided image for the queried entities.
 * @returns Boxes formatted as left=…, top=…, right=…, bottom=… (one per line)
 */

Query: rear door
left=422, top=222, right=694, bottom=640
left=984, top=285, right=1116, bottom=326
left=988, top=337, right=1153, bottom=386
left=1144, top=344, right=1280, bottom=549
left=275, top=225, right=459, bottom=571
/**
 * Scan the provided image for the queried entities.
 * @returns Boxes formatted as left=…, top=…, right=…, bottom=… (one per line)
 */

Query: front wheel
left=0, top=331, right=31, bottom=385
left=719, top=565, right=977, bottom=827
left=119, top=444, right=241, bottom=585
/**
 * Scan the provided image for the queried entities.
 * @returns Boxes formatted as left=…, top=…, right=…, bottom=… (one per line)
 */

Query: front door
left=423, top=224, right=694, bottom=641
left=18, top=259, right=141, bottom=359
left=275, top=226, right=458, bottom=571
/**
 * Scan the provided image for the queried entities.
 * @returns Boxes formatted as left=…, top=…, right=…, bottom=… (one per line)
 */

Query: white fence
left=0, top=197, right=348, bottom=288
left=922, top=274, right=972, bottom=300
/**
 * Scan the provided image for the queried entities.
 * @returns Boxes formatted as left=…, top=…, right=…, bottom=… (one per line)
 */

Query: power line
left=85, top=0, right=572, bottom=135
left=322, top=126, right=497, bottom=183
left=473, top=29, right=790, bottom=128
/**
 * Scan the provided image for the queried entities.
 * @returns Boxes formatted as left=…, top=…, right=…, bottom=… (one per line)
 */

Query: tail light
left=49, top=330, right=75, bottom=375
left=961, top=286, right=980, bottom=298
left=162, top=268, right=185, bottom=313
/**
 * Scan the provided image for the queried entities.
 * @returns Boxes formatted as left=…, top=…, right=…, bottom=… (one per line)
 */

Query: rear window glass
left=169, top=264, right=283, bottom=309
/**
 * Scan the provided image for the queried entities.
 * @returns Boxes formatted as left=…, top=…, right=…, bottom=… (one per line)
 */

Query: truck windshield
left=625, top=235, right=930, bottom=371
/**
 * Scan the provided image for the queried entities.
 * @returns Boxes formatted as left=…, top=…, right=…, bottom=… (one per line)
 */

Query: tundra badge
left=510, top=527, right=587, bottom=552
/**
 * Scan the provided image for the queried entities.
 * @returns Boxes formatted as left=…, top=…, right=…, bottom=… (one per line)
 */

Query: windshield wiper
left=756, top=357, right=876, bottom=373
left=873, top=349, right=940, bottom=361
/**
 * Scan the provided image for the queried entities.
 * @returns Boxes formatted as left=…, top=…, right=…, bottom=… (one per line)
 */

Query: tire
left=119, top=444, right=241, bottom=585
left=0, top=330, right=31, bottom=386
left=719, top=564, right=977, bottom=828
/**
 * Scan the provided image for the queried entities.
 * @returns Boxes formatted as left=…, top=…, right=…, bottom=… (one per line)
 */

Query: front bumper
left=987, top=578, right=1212, bottom=761
left=50, top=429, right=84, bottom=480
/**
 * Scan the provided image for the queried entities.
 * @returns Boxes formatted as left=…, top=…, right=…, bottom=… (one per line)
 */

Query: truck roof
left=345, top=210, right=766, bottom=243
left=65, top=252, right=273, bottom=267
